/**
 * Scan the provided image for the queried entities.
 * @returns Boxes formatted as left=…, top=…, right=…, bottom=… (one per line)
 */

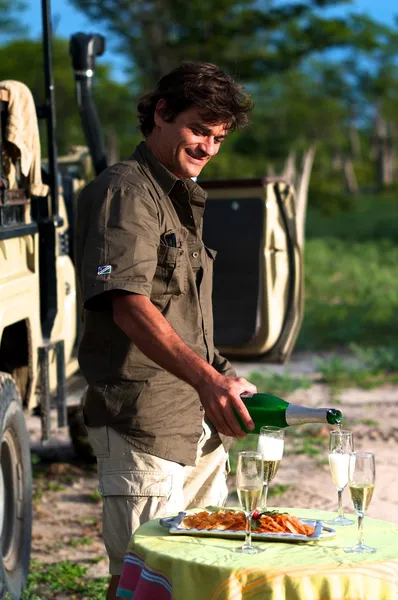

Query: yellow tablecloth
left=118, top=507, right=398, bottom=600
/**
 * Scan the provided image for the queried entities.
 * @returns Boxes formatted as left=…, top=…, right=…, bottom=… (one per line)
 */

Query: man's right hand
left=196, top=375, right=257, bottom=438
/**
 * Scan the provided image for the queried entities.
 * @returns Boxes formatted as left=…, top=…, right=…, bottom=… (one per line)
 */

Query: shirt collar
left=133, top=141, right=207, bottom=202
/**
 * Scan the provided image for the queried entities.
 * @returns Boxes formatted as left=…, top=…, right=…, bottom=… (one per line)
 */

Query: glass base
left=325, top=515, right=354, bottom=526
left=344, top=543, right=376, bottom=554
left=235, top=544, right=264, bottom=554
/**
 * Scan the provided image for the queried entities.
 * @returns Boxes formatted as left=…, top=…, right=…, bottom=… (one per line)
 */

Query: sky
left=20, top=0, right=398, bottom=83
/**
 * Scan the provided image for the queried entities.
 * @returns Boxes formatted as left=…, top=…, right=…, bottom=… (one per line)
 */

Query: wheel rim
left=1, top=428, right=22, bottom=572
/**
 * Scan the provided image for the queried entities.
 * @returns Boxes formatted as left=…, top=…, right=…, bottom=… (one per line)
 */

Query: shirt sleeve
left=77, top=184, right=159, bottom=311
left=212, top=348, right=237, bottom=377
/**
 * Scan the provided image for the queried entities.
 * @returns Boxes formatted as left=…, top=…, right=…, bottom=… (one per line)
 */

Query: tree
left=349, top=18, right=398, bottom=189
left=68, top=0, right=398, bottom=203
left=0, top=1, right=28, bottom=39
left=69, top=0, right=358, bottom=88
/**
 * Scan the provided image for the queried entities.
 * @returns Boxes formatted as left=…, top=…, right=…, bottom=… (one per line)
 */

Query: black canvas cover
left=203, top=197, right=264, bottom=346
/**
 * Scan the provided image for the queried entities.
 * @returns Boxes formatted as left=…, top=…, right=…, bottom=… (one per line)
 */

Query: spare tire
left=0, top=373, right=32, bottom=600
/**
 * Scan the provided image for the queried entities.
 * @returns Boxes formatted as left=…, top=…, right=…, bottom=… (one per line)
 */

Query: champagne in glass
left=257, top=426, right=284, bottom=510
left=345, top=452, right=376, bottom=554
left=235, top=451, right=264, bottom=554
left=326, top=430, right=354, bottom=526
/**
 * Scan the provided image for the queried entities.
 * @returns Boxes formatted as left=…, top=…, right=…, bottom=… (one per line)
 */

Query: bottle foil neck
left=286, top=405, right=328, bottom=425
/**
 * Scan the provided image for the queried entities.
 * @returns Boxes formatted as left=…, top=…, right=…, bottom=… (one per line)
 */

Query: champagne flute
left=326, top=430, right=354, bottom=526
left=257, top=426, right=284, bottom=510
left=235, top=451, right=264, bottom=554
left=345, top=452, right=376, bottom=554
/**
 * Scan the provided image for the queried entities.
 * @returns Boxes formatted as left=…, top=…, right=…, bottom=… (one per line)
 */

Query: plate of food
left=160, top=508, right=335, bottom=542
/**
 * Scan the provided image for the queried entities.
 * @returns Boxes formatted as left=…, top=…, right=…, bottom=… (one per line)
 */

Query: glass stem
left=337, top=489, right=344, bottom=518
left=262, top=482, right=269, bottom=509
left=244, top=513, right=252, bottom=547
left=357, top=514, right=364, bottom=546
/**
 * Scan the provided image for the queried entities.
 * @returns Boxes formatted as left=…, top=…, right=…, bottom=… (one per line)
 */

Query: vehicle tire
left=0, top=373, right=32, bottom=600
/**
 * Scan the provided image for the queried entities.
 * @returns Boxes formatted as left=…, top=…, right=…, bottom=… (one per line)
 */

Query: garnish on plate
left=253, top=511, right=315, bottom=536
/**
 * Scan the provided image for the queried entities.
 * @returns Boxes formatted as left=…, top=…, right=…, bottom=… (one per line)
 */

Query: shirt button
left=192, top=251, right=199, bottom=258
left=199, top=406, right=204, bottom=412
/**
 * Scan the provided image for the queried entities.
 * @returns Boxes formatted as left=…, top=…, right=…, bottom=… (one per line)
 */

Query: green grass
left=359, top=418, right=379, bottom=426
left=306, top=196, right=398, bottom=242
left=297, top=238, right=398, bottom=350
left=245, top=371, right=312, bottom=396
left=316, top=344, right=398, bottom=389
left=289, top=435, right=324, bottom=457
left=282, top=425, right=327, bottom=458
left=88, top=489, right=102, bottom=503
left=245, top=340, right=398, bottom=403
left=69, top=536, right=94, bottom=548
left=351, top=344, right=398, bottom=372
left=300, top=196, right=398, bottom=351
left=32, top=477, right=66, bottom=505
left=267, top=484, right=292, bottom=497
left=13, top=560, right=109, bottom=600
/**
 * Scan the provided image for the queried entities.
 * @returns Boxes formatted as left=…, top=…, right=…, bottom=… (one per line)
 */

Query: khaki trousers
left=87, top=422, right=229, bottom=574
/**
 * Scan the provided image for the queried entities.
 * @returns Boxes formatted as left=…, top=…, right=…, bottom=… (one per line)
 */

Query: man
left=75, top=61, right=256, bottom=600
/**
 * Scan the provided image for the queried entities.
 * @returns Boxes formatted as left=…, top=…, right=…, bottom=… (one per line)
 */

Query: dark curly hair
left=137, top=62, right=253, bottom=137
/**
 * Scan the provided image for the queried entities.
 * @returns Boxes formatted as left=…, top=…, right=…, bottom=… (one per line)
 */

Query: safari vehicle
left=0, top=0, right=80, bottom=597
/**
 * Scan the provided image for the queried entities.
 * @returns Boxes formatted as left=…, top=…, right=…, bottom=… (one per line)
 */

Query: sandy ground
left=27, top=355, right=398, bottom=583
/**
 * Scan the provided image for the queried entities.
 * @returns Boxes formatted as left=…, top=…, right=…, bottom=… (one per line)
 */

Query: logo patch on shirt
left=97, top=265, right=112, bottom=276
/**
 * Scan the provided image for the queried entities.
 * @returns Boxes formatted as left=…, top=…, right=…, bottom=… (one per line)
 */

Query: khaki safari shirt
left=75, top=141, right=235, bottom=466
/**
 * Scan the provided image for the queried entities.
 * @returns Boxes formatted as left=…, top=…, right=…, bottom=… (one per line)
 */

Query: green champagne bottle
left=240, top=393, right=342, bottom=434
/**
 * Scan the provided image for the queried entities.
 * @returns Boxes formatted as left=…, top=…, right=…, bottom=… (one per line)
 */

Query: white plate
left=160, top=510, right=336, bottom=543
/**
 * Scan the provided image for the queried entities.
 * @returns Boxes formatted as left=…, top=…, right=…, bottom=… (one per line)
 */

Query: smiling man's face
left=147, top=102, right=229, bottom=179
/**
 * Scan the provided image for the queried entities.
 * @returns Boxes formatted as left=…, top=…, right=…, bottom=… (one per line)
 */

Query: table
left=116, top=507, right=398, bottom=600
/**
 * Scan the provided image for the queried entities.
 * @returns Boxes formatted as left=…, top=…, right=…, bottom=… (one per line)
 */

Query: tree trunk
left=331, top=150, right=343, bottom=170
left=276, top=146, right=316, bottom=249
left=106, top=127, right=120, bottom=166
left=349, top=125, right=361, bottom=160
left=295, top=145, right=316, bottom=249
left=373, top=105, right=391, bottom=188
left=343, top=158, right=358, bottom=194
left=282, top=150, right=296, bottom=182
left=266, top=164, right=276, bottom=177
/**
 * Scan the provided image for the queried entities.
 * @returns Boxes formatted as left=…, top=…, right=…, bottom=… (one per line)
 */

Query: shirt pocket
left=152, top=244, right=188, bottom=298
